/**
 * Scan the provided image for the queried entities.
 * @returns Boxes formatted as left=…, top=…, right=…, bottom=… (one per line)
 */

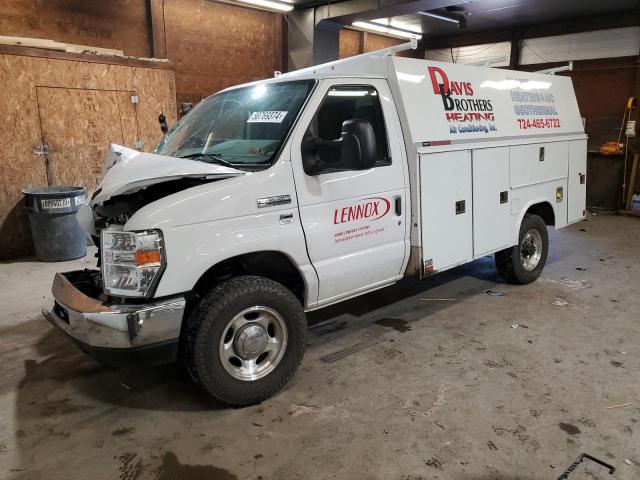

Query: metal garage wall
left=0, top=51, right=176, bottom=260
left=423, top=28, right=639, bottom=66
left=425, top=42, right=511, bottom=66
left=520, top=27, right=640, bottom=64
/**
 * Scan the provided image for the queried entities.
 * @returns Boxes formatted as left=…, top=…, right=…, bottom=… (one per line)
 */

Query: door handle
left=394, top=196, right=402, bottom=216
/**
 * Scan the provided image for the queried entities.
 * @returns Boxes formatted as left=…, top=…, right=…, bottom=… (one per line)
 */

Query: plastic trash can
left=22, top=186, right=87, bottom=261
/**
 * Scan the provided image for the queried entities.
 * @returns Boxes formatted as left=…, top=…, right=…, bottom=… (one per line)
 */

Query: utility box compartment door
left=509, top=142, right=568, bottom=188
left=567, top=139, right=587, bottom=223
left=473, top=147, right=511, bottom=256
left=420, top=150, right=473, bottom=272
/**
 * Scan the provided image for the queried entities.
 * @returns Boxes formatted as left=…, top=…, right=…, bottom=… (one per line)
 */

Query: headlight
left=101, top=229, right=165, bottom=298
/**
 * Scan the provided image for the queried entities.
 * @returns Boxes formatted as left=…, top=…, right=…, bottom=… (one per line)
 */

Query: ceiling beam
left=314, top=0, right=471, bottom=25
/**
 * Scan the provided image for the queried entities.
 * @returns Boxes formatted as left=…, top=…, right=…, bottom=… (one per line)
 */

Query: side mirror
left=302, top=118, right=378, bottom=175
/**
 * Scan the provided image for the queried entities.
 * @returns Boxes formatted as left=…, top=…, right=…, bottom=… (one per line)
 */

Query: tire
left=495, top=214, right=549, bottom=285
left=183, top=275, right=307, bottom=406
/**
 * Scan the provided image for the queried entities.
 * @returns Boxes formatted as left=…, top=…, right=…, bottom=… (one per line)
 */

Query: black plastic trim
left=71, top=337, right=179, bottom=367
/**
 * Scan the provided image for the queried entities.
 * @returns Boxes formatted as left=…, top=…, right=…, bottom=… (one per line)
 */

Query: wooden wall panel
left=133, top=67, right=177, bottom=151
left=164, top=0, right=283, bottom=107
left=339, top=29, right=361, bottom=59
left=364, top=33, right=403, bottom=52
left=0, top=52, right=175, bottom=260
left=118, top=91, right=139, bottom=149
left=32, top=57, right=119, bottom=90
left=37, top=87, right=125, bottom=187
left=0, top=54, right=46, bottom=258
left=0, top=0, right=151, bottom=58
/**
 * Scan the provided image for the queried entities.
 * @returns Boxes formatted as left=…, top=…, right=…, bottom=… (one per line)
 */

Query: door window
left=302, top=85, right=390, bottom=175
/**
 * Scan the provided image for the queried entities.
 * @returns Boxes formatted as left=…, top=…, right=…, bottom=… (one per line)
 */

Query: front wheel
left=183, top=275, right=307, bottom=406
left=495, top=214, right=549, bottom=284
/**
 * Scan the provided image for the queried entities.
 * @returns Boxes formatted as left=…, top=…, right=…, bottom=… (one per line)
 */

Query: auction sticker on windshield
left=248, top=111, right=288, bottom=123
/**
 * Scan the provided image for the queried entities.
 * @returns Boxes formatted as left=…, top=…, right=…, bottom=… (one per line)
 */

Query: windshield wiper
left=179, top=153, right=237, bottom=169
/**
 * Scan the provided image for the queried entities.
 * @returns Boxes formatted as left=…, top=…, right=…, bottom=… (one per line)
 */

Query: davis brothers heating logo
left=428, top=66, right=498, bottom=135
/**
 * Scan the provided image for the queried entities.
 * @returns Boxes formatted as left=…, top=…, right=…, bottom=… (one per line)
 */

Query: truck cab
left=44, top=41, right=587, bottom=406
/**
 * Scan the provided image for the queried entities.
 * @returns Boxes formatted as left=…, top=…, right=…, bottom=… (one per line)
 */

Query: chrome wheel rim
left=520, top=229, right=543, bottom=271
left=219, top=306, right=288, bottom=381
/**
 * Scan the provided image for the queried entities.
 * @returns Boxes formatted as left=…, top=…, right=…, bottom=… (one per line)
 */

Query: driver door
left=290, top=79, right=409, bottom=306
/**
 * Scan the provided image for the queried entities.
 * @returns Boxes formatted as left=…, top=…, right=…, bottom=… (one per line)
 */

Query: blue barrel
left=22, top=186, right=87, bottom=261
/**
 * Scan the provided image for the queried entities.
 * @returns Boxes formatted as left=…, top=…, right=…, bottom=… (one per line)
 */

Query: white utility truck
left=44, top=41, right=587, bottom=406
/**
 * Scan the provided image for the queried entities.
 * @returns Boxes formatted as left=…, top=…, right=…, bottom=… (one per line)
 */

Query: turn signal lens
left=135, top=249, right=162, bottom=265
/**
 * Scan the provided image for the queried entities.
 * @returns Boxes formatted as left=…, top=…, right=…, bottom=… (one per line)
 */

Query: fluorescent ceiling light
left=352, top=21, right=422, bottom=40
left=419, top=11, right=460, bottom=23
left=419, top=11, right=466, bottom=28
left=238, top=0, right=293, bottom=12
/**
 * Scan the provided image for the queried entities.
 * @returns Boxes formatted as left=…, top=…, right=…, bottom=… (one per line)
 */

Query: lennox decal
left=428, top=66, right=497, bottom=135
left=333, top=197, right=390, bottom=225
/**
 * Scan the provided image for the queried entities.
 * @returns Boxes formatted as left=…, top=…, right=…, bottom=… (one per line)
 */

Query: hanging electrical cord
left=453, top=42, right=499, bottom=57
left=522, top=40, right=548, bottom=63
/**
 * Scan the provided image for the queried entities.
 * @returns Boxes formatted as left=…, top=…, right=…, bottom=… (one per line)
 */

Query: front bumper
left=43, top=270, right=185, bottom=365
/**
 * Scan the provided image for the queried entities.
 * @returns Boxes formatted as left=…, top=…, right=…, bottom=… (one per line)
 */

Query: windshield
left=154, top=80, right=315, bottom=171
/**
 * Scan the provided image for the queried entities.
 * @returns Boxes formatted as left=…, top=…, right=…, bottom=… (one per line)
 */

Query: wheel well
left=193, top=251, right=305, bottom=304
left=526, top=202, right=555, bottom=226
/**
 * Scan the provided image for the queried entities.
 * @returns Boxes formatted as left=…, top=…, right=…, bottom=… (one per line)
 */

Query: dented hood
left=90, top=144, right=244, bottom=204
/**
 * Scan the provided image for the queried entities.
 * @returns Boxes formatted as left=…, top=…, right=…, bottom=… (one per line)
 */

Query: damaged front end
left=81, top=144, right=245, bottom=243
left=44, top=144, right=244, bottom=365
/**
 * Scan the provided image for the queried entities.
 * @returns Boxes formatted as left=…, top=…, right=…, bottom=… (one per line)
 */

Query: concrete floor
left=0, top=213, right=638, bottom=480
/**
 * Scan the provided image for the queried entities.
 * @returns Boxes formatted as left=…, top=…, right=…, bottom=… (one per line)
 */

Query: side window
left=302, top=85, right=391, bottom=175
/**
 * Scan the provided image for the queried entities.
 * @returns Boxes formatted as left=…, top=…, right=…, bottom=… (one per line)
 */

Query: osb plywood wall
left=0, top=53, right=176, bottom=259
left=0, top=0, right=151, bottom=57
left=0, top=0, right=285, bottom=111
left=364, top=33, right=403, bottom=52
left=164, top=0, right=284, bottom=107
left=339, top=29, right=360, bottom=59
left=339, top=29, right=405, bottom=59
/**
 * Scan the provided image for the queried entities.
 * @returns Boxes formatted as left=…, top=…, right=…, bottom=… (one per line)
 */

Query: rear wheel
left=495, top=214, right=548, bottom=284
left=183, top=275, right=307, bottom=406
